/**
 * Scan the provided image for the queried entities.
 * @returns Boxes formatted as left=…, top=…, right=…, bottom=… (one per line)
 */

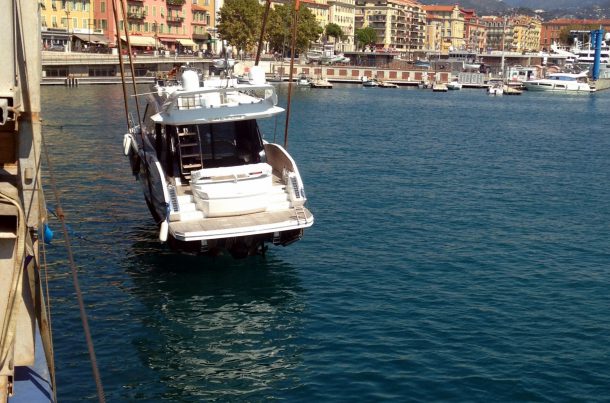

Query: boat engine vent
left=168, top=185, right=179, bottom=212
left=290, top=175, right=301, bottom=199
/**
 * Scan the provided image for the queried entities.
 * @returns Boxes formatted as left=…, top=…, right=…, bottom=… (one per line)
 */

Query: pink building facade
left=93, top=0, right=215, bottom=53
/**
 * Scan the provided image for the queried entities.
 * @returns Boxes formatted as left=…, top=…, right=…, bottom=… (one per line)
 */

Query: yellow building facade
left=422, top=4, right=465, bottom=53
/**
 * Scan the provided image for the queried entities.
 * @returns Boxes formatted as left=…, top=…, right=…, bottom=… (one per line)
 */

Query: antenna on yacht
left=255, top=0, right=272, bottom=66
left=283, top=0, right=300, bottom=149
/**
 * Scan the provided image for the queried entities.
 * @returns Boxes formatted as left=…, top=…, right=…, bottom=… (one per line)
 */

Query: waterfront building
left=482, top=15, right=512, bottom=52
left=461, top=8, right=486, bottom=53
left=40, top=0, right=217, bottom=54
left=422, top=4, right=465, bottom=53
left=404, top=0, right=426, bottom=54
left=354, top=0, right=425, bottom=53
left=191, top=0, right=216, bottom=52
left=510, top=15, right=541, bottom=53
left=425, top=18, right=442, bottom=53
left=540, top=19, right=610, bottom=51
left=40, top=0, right=97, bottom=51
left=327, top=0, right=356, bottom=52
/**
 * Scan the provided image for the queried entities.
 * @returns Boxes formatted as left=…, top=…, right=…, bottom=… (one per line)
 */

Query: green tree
left=355, top=26, right=377, bottom=50
left=217, top=0, right=263, bottom=53
left=558, top=24, right=599, bottom=46
left=325, top=23, right=344, bottom=43
left=266, top=3, right=323, bottom=55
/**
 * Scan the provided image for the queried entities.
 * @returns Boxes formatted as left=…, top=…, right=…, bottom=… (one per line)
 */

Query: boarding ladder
left=177, top=127, right=203, bottom=180
left=293, top=205, right=308, bottom=225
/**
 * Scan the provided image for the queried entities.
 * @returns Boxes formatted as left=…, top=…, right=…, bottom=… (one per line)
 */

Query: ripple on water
left=42, top=85, right=610, bottom=401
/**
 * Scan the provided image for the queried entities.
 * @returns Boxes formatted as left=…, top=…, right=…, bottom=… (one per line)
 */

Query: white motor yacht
left=523, top=72, right=595, bottom=93
left=122, top=66, right=314, bottom=256
left=446, top=78, right=462, bottom=90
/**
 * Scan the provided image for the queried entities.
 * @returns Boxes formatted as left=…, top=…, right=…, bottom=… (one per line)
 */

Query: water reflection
left=124, top=227, right=306, bottom=400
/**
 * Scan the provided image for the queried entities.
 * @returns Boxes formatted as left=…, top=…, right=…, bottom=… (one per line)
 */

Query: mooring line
left=41, top=132, right=106, bottom=403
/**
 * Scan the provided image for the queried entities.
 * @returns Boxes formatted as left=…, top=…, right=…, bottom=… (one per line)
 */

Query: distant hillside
left=502, top=0, right=603, bottom=9
left=419, top=0, right=610, bottom=19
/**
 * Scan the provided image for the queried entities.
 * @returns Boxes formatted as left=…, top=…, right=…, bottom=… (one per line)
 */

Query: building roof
left=300, top=0, right=330, bottom=8
left=544, top=18, right=610, bottom=26
left=422, top=5, right=457, bottom=12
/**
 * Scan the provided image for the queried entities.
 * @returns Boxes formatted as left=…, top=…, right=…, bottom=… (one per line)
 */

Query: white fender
left=123, top=134, right=132, bottom=156
left=159, top=220, right=169, bottom=242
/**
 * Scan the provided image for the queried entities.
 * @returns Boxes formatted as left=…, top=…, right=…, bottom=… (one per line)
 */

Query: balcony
left=128, top=11, right=146, bottom=20
left=166, top=0, right=185, bottom=7
left=166, top=15, right=184, bottom=24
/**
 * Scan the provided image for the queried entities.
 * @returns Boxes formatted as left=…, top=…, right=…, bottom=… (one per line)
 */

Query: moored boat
left=310, top=77, right=332, bottom=88
left=296, top=73, right=311, bottom=86
left=446, top=78, right=462, bottom=90
left=361, top=77, right=379, bottom=87
left=122, top=66, right=314, bottom=257
left=523, top=72, right=595, bottom=93
left=487, top=79, right=504, bottom=95
left=378, top=80, right=398, bottom=88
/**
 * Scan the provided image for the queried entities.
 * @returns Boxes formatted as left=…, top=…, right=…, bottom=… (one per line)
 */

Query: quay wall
left=41, top=52, right=489, bottom=87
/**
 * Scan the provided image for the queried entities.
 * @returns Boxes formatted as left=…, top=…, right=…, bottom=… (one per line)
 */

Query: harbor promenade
left=41, top=51, right=490, bottom=87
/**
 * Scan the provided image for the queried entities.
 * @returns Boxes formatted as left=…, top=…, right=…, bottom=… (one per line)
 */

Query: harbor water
left=42, top=85, right=610, bottom=401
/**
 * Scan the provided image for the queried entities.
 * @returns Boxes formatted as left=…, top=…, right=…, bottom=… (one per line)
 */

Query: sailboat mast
left=255, top=0, right=272, bottom=65
left=284, top=0, right=300, bottom=149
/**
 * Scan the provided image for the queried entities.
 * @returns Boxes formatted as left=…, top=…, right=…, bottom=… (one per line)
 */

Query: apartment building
left=328, top=0, right=356, bottom=52
left=482, top=15, right=511, bottom=52
left=40, top=0, right=96, bottom=50
left=40, top=0, right=216, bottom=53
left=422, top=4, right=465, bottom=53
left=461, top=8, right=486, bottom=53
left=355, top=0, right=425, bottom=53
left=540, top=19, right=610, bottom=51
left=510, top=15, right=541, bottom=53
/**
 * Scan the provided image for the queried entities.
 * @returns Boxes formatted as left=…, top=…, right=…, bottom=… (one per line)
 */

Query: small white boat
left=446, top=79, right=462, bottom=90
left=296, top=74, right=311, bottom=87
left=310, top=77, right=332, bottom=88
left=122, top=66, right=314, bottom=256
left=361, top=77, right=379, bottom=87
left=487, top=79, right=504, bottom=95
left=418, top=80, right=431, bottom=89
left=378, top=80, right=398, bottom=88
left=523, top=72, right=595, bottom=93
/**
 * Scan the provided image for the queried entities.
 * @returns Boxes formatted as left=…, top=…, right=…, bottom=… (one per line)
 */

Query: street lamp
left=153, top=21, right=159, bottom=54
left=65, top=4, right=71, bottom=52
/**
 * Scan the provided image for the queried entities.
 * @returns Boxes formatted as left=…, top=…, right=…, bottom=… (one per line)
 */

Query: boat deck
left=170, top=207, right=313, bottom=241
left=170, top=174, right=313, bottom=242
